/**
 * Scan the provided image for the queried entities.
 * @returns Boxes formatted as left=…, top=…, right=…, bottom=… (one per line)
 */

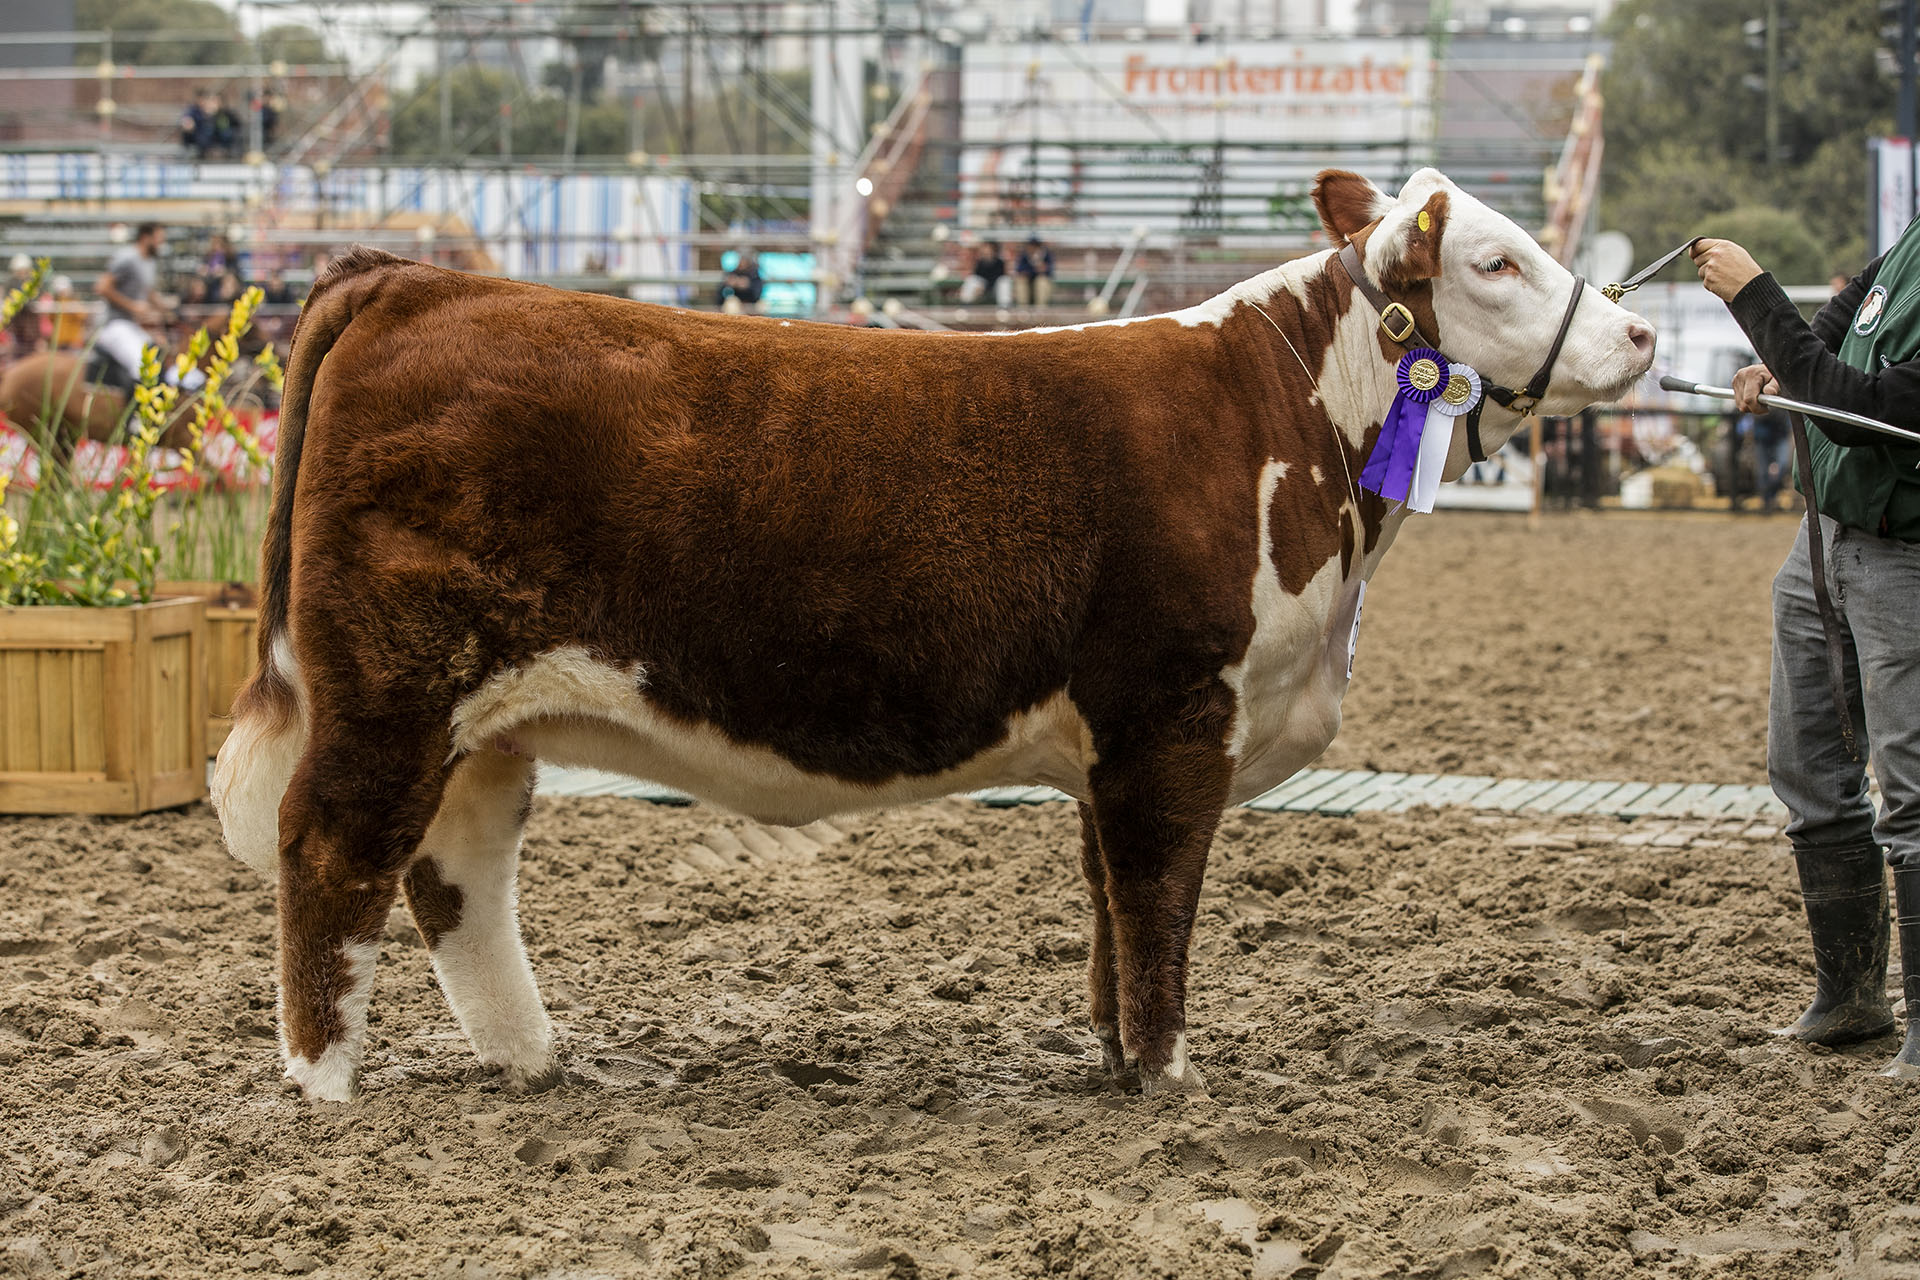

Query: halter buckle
left=1378, top=303, right=1416, bottom=345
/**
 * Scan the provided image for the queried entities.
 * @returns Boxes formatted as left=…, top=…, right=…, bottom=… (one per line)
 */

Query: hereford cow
left=213, top=169, right=1656, bottom=1103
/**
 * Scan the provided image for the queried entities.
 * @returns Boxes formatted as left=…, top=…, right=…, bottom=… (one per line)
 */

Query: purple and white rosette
left=1359, top=348, right=1448, bottom=504
left=1408, top=363, right=1484, bottom=514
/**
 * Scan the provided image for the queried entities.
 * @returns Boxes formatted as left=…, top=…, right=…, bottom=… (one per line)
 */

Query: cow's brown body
left=215, top=169, right=1656, bottom=1101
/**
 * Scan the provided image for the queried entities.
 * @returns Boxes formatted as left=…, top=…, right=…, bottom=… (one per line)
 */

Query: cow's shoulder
left=314, top=245, right=411, bottom=289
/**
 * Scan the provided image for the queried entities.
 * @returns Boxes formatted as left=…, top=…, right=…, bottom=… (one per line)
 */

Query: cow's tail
left=213, top=247, right=404, bottom=883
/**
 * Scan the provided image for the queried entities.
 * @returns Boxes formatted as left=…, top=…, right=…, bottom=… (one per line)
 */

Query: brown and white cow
left=213, top=168, right=1655, bottom=1102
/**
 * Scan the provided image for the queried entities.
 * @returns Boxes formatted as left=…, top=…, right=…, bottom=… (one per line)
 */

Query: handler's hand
left=1691, top=239, right=1765, bottom=303
left=1732, top=363, right=1780, bottom=413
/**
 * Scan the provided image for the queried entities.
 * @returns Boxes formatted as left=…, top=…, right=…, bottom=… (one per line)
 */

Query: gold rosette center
left=1407, top=358, right=1442, bottom=393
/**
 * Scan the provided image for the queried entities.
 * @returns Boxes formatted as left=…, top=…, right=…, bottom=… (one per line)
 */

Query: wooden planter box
left=0, top=597, right=208, bottom=815
left=156, top=581, right=257, bottom=756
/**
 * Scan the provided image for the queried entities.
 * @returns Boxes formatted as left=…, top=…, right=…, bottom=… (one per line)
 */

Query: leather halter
left=1335, top=240, right=1588, bottom=462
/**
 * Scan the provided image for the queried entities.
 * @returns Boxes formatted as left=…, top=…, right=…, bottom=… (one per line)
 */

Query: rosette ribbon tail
left=1359, top=349, right=1447, bottom=505
left=1409, top=364, right=1484, bottom=514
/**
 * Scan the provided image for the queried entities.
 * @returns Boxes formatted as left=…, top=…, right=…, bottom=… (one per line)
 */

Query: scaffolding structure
left=0, top=2, right=1610, bottom=316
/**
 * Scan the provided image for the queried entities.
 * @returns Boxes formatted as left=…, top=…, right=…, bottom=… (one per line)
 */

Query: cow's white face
left=1318, top=169, right=1656, bottom=478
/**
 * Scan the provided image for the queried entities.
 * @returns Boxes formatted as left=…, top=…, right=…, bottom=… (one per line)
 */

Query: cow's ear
left=1377, top=191, right=1451, bottom=288
left=1312, top=170, right=1392, bottom=244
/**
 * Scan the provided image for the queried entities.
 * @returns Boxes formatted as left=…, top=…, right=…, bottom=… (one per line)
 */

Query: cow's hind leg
left=1076, top=802, right=1125, bottom=1074
left=402, top=750, right=558, bottom=1089
left=277, top=717, right=450, bottom=1102
left=1086, top=698, right=1235, bottom=1097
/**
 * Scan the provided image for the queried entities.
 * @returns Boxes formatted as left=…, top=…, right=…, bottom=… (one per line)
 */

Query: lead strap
left=1790, top=411, right=1862, bottom=762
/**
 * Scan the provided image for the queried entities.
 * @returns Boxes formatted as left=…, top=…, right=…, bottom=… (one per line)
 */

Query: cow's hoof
left=1137, top=1032, right=1205, bottom=1098
left=505, top=1059, right=566, bottom=1094
left=284, top=1046, right=359, bottom=1103
left=1139, top=1061, right=1207, bottom=1099
left=1093, top=1024, right=1127, bottom=1075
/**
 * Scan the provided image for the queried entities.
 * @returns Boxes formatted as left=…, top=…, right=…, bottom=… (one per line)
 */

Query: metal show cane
left=1657, top=375, right=1920, bottom=449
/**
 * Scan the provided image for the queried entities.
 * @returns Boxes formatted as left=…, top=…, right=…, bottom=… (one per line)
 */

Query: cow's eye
left=1479, top=257, right=1510, bottom=275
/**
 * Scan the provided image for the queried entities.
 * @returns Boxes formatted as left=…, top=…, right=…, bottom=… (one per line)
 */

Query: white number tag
left=1346, top=581, right=1366, bottom=682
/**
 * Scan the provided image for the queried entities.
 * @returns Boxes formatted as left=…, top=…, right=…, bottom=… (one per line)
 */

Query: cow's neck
left=1206, top=251, right=1416, bottom=580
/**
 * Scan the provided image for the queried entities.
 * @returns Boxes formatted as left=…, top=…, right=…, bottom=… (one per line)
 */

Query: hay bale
left=1646, top=466, right=1704, bottom=510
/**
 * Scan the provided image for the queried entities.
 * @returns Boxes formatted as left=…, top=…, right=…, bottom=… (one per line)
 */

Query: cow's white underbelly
left=449, top=618, right=1346, bottom=830
left=448, top=458, right=1363, bottom=828
left=449, top=649, right=1097, bottom=826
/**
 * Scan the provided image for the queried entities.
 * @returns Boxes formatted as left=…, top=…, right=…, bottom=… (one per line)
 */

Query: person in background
left=92, top=222, right=167, bottom=393
left=261, top=269, right=294, bottom=306
left=1693, top=227, right=1920, bottom=1079
left=1751, top=404, right=1793, bottom=513
left=716, top=249, right=763, bottom=310
left=254, top=90, right=282, bottom=150
left=5, top=254, right=43, bottom=355
left=47, top=276, right=87, bottom=350
left=203, top=234, right=231, bottom=282
left=1014, top=236, right=1055, bottom=308
left=211, top=268, right=245, bottom=306
left=958, top=242, right=1009, bottom=306
left=210, top=94, right=240, bottom=157
left=181, top=89, right=218, bottom=158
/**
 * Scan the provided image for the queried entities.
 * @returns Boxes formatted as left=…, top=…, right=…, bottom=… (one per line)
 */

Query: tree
left=388, top=63, right=811, bottom=161
left=259, top=25, right=333, bottom=67
left=1602, top=0, right=1889, bottom=280
left=1696, top=206, right=1829, bottom=284
left=77, top=0, right=247, bottom=65
left=75, top=0, right=331, bottom=68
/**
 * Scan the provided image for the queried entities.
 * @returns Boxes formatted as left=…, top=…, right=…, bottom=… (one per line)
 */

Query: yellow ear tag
left=1417, top=210, right=1431, bottom=233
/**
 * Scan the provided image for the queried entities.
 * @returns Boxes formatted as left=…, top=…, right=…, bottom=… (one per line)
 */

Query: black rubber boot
left=1775, top=844, right=1894, bottom=1046
left=1882, top=867, right=1920, bottom=1078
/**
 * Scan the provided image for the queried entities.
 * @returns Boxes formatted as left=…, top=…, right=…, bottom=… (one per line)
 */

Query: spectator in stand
left=210, top=94, right=240, bottom=158
left=253, top=91, right=282, bottom=151
left=211, top=268, right=245, bottom=306
left=203, top=234, right=231, bottom=281
left=47, top=277, right=87, bottom=350
left=261, top=269, right=295, bottom=306
left=5, top=254, right=43, bottom=355
left=1014, top=236, right=1055, bottom=308
left=958, top=242, right=1010, bottom=307
left=181, top=89, right=218, bottom=158
left=717, top=249, right=763, bottom=310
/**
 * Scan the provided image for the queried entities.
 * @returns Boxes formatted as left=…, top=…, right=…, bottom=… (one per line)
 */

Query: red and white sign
left=961, top=39, right=1431, bottom=146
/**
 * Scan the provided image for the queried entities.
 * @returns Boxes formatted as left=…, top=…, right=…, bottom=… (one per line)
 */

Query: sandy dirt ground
left=9, top=510, right=1911, bottom=1280
left=1320, top=511, right=1798, bottom=785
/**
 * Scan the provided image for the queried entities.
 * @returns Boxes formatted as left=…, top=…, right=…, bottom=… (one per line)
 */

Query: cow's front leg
left=277, top=719, right=449, bottom=1102
left=403, top=750, right=558, bottom=1090
left=1086, top=700, right=1234, bottom=1098
left=1076, top=802, right=1125, bottom=1074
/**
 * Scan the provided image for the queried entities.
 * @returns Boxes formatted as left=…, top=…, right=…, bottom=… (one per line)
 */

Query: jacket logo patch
left=1855, top=285, right=1889, bottom=335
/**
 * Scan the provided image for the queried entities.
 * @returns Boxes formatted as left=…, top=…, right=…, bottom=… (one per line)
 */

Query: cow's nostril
left=1627, top=322, right=1656, bottom=361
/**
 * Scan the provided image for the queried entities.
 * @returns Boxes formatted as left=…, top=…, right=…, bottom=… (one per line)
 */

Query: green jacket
left=1731, top=234, right=1920, bottom=540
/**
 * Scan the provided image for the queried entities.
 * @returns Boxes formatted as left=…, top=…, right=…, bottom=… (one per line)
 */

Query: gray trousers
left=1770, top=515, right=1920, bottom=868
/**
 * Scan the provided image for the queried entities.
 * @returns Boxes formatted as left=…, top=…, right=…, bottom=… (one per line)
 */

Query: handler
left=1693, top=228, right=1920, bottom=1077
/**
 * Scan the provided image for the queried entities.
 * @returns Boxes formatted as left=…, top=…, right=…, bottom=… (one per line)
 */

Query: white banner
left=1871, top=136, right=1916, bottom=259
left=961, top=40, right=1431, bottom=147
left=0, top=154, right=696, bottom=299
